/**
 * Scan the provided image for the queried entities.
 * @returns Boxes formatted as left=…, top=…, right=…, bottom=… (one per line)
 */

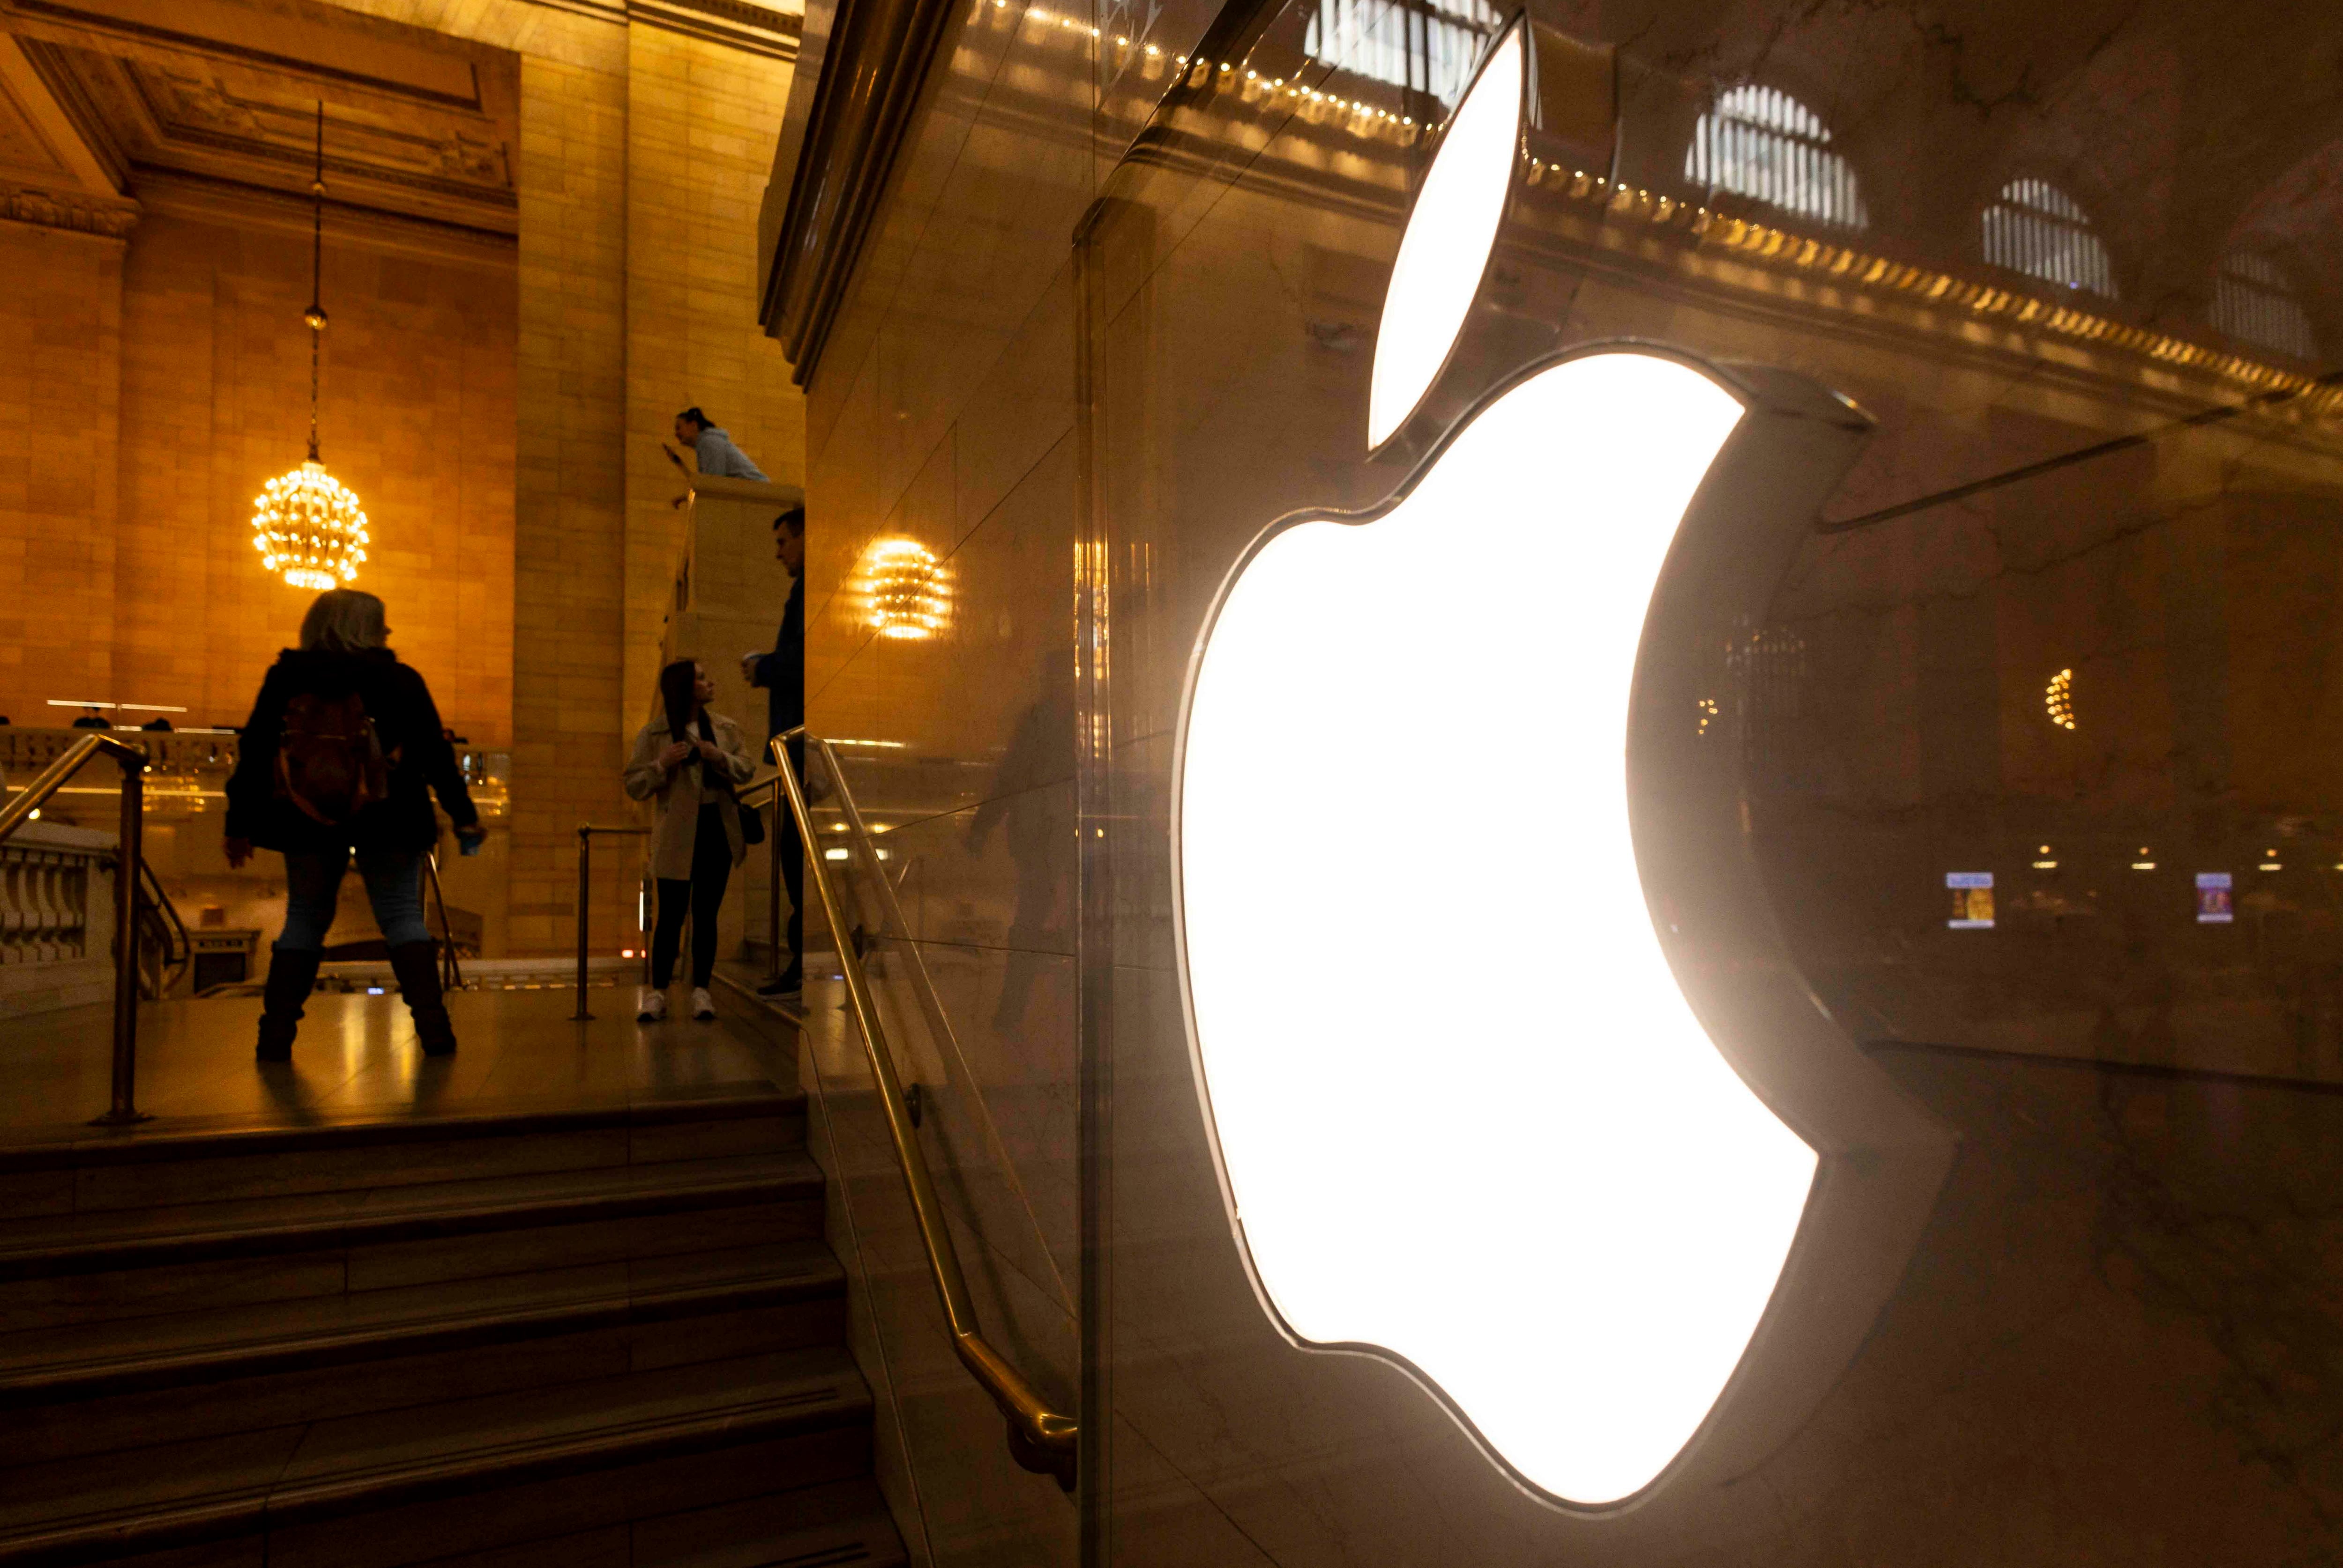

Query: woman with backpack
left=624, top=658, right=758, bottom=1022
left=225, top=589, right=485, bottom=1060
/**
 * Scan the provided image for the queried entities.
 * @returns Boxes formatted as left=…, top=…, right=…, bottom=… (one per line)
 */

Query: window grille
left=2212, top=253, right=2318, bottom=361
left=1683, top=85, right=1868, bottom=231
left=1981, top=179, right=2114, bottom=297
left=1303, top=0, right=1502, bottom=108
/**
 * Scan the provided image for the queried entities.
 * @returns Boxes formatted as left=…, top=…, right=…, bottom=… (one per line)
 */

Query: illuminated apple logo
left=1172, top=19, right=1953, bottom=1511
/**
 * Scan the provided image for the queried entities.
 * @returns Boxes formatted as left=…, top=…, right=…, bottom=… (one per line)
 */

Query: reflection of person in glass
left=966, top=652, right=1074, bottom=1033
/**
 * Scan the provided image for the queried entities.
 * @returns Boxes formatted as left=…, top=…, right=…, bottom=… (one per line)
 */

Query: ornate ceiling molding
left=0, top=173, right=137, bottom=233
left=627, top=0, right=800, bottom=61
left=11, top=33, right=518, bottom=235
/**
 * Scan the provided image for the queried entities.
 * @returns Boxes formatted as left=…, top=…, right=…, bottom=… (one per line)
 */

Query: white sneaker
left=690, top=987, right=717, bottom=1021
left=636, top=990, right=669, bottom=1023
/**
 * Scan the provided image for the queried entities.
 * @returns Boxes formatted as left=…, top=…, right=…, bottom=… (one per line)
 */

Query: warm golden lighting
left=860, top=538, right=948, bottom=640
left=2045, top=668, right=2074, bottom=729
left=254, top=105, right=370, bottom=593
left=253, top=461, right=369, bottom=590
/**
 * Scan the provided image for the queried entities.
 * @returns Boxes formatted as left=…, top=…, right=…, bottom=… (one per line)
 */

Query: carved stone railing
left=0, top=821, right=119, bottom=1019
left=0, top=728, right=512, bottom=822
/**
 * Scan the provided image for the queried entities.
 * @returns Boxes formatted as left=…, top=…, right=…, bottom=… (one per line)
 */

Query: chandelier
left=251, top=104, right=368, bottom=592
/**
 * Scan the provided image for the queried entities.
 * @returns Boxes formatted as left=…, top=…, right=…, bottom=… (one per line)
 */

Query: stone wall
left=112, top=204, right=518, bottom=740
left=0, top=222, right=122, bottom=722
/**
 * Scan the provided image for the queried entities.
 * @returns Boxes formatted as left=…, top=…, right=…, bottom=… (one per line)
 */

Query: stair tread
left=632, top=1482, right=907, bottom=1568
left=0, top=1152, right=823, bottom=1275
left=0, top=1239, right=844, bottom=1398
left=0, top=1346, right=872, bottom=1558
left=0, top=1090, right=808, bottom=1173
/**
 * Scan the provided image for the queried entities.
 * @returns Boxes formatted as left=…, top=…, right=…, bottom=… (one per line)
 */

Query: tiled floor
left=0, top=985, right=795, bottom=1144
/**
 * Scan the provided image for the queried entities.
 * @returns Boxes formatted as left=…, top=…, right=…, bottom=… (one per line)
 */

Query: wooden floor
left=0, top=984, right=795, bottom=1144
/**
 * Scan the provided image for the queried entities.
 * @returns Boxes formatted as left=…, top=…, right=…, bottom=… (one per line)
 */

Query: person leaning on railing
left=224, top=589, right=486, bottom=1062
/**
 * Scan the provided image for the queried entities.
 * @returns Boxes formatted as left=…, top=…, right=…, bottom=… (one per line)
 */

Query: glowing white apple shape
left=1172, top=15, right=1953, bottom=1511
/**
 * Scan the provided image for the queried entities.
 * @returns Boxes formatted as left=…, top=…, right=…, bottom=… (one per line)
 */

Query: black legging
left=652, top=804, right=733, bottom=989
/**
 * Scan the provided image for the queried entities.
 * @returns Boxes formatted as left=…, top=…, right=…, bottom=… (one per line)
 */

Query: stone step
left=0, top=1155, right=824, bottom=1334
left=0, top=1346, right=877, bottom=1568
left=389, top=1478, right=911, bottom=1568
left=0, top=1242, right=849, bottom=1468
left=0, top=1092, right=809, bottom=1223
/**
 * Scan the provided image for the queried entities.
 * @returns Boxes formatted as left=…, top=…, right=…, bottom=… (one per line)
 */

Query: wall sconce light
left=858, top=538, right=949, bottom=640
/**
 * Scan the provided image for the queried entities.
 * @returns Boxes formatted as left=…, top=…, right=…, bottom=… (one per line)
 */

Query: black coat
left=225, top=648, right=479, bottom=855
left=750, top=575, right=804, bottom=742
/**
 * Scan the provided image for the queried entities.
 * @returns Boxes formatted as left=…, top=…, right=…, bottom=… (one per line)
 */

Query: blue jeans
left=278, top=848, right=431, bottom=952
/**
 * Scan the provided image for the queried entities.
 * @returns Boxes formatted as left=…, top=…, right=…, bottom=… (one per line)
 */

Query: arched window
left=1982, top=179, right=2114, bottom=297
left=1305, top=0, right=1502, bottom=106
left=2212, top=253, right=2318, bottom=361
left=1683, top=85, right=1869, bottom=231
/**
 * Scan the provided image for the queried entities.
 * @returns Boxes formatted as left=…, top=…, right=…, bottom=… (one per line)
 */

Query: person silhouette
left=967, top=650, right=1074, bottom=1033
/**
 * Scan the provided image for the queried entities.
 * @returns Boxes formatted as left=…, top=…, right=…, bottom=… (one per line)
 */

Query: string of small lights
left=983, top=0, right=2336, bottom=414
left=1518, top=159, right=2343, bottom=416
left=988, top=1, right=1428, bottom=142
left=2045, top=668, right=2075, bottom=730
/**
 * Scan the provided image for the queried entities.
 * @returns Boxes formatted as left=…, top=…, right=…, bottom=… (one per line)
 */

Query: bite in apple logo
left=1171, top=17, right=1954, bottom=1512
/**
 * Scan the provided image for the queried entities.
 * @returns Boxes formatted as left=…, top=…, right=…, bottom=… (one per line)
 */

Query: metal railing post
left=0, top=732, right=157, bottom=1126
left=572, top=826, right=594, bottom=1021
left=764, top=787, right=784, bottom=986
left=571, top=826, right=650, bottom=1022
left=97, top=752, right=149, bottom=1127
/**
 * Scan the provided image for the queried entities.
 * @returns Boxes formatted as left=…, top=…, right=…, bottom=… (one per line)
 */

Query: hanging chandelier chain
left=306, top=100, right=326, bottom=463
left=253, top=98, right=368, bottom=594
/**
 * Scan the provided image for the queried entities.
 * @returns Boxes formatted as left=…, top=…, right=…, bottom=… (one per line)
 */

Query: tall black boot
left=256, top=946, right=322, bottom=1062
left=388, top=941, right=457, bottom=1057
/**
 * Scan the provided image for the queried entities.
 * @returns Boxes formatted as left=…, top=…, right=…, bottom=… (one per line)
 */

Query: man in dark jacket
left=741, top=507, right=805, bottom=995
left=225, top=590, right=484, bottom=1060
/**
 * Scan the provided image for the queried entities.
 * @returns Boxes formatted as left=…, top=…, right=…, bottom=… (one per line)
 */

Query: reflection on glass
left=2045, top=668, right=2075, bottom=730
left=1946, top=871, right=1994, bottom=929
left=2195, top=872, right=2234, bottom=924
left=1684, top=85, right=1868, bottom=231
left=857, top=538, right=949, bottom=641
left=2213, top=253, right=2320, bottom=361
left=1304, top=0, right=1498, bottom=104
left=1982, top=179, right=2115, bottom=296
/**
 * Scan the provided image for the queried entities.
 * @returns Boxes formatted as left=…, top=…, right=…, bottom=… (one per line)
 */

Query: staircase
left=0, top=1091, right=905, bottom=1567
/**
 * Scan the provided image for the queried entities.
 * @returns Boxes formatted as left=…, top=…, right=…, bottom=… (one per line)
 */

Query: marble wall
left=776, top=0, right=2343, bottom=1558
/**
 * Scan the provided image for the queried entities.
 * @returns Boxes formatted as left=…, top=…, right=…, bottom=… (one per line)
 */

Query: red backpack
left=275, top=691, right=395, bottom=824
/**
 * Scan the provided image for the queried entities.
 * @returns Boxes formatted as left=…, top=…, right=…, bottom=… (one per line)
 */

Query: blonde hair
left=300, top=589, right=388, bottom=654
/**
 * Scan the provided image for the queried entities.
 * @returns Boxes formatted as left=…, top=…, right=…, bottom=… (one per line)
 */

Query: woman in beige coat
left=625, top=659, right=757, bottom=1021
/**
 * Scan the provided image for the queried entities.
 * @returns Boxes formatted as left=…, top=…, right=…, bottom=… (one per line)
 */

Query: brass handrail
left=737, top=769, right=791, bottom=989
left=766, top=727, right=1079, bottom=1487
left=0, top=732, right=152, bottom=1125
left=134, top=856, right=191, bottom=1001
